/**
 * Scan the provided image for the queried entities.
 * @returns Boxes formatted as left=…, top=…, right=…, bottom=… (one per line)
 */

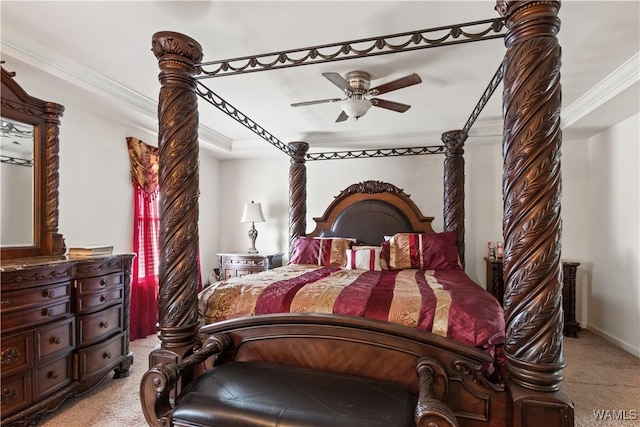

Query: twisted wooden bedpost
left=151, top=32, right=203, bottom=352
left=497, top=1, right=573, bottom=425
left=442, top=130, right=466, bottom=268
left=288, top=141, right=309, bottom=258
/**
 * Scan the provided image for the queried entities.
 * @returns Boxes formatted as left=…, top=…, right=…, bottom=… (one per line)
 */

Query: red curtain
left=126, top=137, right=159, bottom=340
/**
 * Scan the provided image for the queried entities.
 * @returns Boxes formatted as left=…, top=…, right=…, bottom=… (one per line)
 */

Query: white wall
left=199, top=150, right=222, bottom=284
left=561, top=137, right=591, bottom=327
left=586, top=113, right=640, bottom=356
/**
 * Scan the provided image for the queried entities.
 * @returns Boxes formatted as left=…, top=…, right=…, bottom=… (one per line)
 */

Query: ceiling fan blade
left=322, top=72, right=351, bottom=92
left=370, top=98, right=411, bottom=113
left=368, top=73, right=422, bottom=96
left=291, top=98, right=343, bottom=107
left=335, top=111, right=349, bottom=122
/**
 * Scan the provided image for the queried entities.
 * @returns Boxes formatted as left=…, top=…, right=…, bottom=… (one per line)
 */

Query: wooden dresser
left=217, top=252, right=283, bottom=280
left=484, top=257, right=581, bottom=337
left=0, top=253, right=134, bottom=426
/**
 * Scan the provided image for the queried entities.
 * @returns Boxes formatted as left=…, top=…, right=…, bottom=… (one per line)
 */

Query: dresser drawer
left=1, top=264, right=73, bottom=290
left=0, top=370, right=32, bottom=416
left=35, top=318, right=75, bottom=363
left=75, top=272, right=124, bottom=295
left=77, top=305, right=122, bottom=347
left=1, top=300, right=71, bottom=333
left=0, top=282, right=71, bottom=314
left=1, top=332, right=32, bottom=377
left=218, top=253, right=283, bottom=280
left=75, top=332, right=126, bottom=382
left=222, top=256, right=268, bottom=268
left=75, top=258, right=125, bottom=279
left=224, top=268, right=255, bottom=278
left=34, top=353, right=73, bottom=400
left=75, top=286, right=123, bottom=315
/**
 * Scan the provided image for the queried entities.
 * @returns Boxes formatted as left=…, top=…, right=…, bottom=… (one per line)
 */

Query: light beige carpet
left=37, top=329, right=638, bottom=426
left=563, top=330, right=640, bottom=427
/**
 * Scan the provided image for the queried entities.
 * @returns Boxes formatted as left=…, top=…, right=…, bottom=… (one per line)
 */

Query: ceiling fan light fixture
left=341, top=98, right=372, bottom=121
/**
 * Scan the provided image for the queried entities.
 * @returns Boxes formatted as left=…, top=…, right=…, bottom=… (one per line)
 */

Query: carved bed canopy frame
left=148, top=1, right=570, bottom=424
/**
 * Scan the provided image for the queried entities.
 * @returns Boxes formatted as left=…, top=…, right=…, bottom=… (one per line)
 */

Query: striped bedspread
left=198, top=264, right=505, bottom=350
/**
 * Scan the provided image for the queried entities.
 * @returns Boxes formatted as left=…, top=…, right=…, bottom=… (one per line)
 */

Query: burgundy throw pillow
left=386, top=232, right=461, bottom=270
left=289, top=237, right=350, bottom=267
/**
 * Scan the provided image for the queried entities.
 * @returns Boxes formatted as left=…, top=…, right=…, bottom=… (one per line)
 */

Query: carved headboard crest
left=337, top=180, right=408, bottom=197
left=309, top=180, right=434, bottom=245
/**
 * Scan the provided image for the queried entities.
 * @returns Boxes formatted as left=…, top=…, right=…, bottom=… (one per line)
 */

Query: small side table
left=217, top=252, right=283, bottom=280
left=484, top=257, right=581, bottom=337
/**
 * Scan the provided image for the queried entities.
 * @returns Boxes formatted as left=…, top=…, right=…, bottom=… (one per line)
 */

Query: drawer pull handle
left=103, top=351, right=112, bottom=359
left=100, top=295, right=108, bottom=302
left=48, top=371, right=60, bottom=379
left=43, top=289, right=55, bottom=298
left=53, top=336, right=62, bottom=345
left=100, top=321, right=109, bottom=328
left=1, top=387, right=17, bottom=404
left=100, top=279, right=108, bottom=287
left=43, top=308, right=54, bottom=317
left=1, top=298, right=13, bottom=306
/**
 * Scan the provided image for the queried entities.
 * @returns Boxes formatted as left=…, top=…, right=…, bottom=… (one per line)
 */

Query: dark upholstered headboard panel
left=319, top=200, right=414, bottom=245
left=307, top=181, right=435, bottom=245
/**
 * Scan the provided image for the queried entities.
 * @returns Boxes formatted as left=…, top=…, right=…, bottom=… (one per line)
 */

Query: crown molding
left=561, top=52, right=640, bottom=129
left=1, top=26, right=233, bottom=153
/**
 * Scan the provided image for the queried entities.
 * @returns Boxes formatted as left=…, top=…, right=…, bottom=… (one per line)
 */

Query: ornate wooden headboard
left=307, top=180, right=435, bottom=245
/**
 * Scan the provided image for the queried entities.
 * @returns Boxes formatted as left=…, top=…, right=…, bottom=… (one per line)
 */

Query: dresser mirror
left=1, top=117, right=34, bottom=246
left=0, top=66, right=65, bottom=259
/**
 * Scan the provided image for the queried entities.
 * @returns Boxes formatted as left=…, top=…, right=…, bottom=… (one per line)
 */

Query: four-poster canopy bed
left=141, top=1, right=572, bottom=426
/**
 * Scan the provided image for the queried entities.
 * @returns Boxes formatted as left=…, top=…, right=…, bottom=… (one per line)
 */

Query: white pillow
left=346, top=246, right=382, bottom=271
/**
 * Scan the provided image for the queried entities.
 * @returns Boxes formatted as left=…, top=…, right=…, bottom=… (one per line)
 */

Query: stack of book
left=67, top=245, right=113, bottom=257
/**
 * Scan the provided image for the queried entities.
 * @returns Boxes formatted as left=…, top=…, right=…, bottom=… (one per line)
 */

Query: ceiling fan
left=291, top=71, right=422, bottom=122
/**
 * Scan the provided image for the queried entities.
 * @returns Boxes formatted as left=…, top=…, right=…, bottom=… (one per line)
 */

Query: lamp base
left=247, top=223, right=259, bottom=254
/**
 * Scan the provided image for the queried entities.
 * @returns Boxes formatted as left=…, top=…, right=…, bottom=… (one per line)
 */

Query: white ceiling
left=1, top=1, right=639, bottom=159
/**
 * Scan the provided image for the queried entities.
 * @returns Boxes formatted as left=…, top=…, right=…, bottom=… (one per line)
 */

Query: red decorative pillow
left=386, top=232, right=461, bottom=270
left=346, top=246, right=382, bottom=271
left=289, top=237, right=351, bottom=267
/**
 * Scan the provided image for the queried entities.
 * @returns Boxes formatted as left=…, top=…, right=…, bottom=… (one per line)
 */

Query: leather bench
left=172, top=361, right=417, bottom=427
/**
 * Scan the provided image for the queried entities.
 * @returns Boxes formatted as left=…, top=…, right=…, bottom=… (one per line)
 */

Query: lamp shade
left=341, top=98, right=372, bottom=120
left=241, top=201, right=265, bottom=223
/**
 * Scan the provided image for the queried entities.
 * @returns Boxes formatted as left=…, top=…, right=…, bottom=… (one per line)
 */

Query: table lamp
left=240, top=201, right=265, bottom=254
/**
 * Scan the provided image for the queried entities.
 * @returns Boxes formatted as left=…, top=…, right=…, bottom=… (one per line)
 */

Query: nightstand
left=484, top=257, right=581, bottom=337
left=217, top=252, right=283, bottom=280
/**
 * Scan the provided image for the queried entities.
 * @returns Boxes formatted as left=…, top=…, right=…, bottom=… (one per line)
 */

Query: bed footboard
left=141, top=314, right=507, bottom=427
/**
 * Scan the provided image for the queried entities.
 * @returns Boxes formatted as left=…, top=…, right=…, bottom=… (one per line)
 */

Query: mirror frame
left=1, top=66, right=65, bottom=259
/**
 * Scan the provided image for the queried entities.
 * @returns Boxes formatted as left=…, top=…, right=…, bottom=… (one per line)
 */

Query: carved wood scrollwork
left=415, top=357, right=458, bottom=427
left=337, top=180, right=406, bottom=197
left=1, top=347, right=20, bottom=366
left=1, top=386, right=17, bottom=404
left=152, top=32, right=203, bottom=349
left=498, top=0, right=565, bottom=392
